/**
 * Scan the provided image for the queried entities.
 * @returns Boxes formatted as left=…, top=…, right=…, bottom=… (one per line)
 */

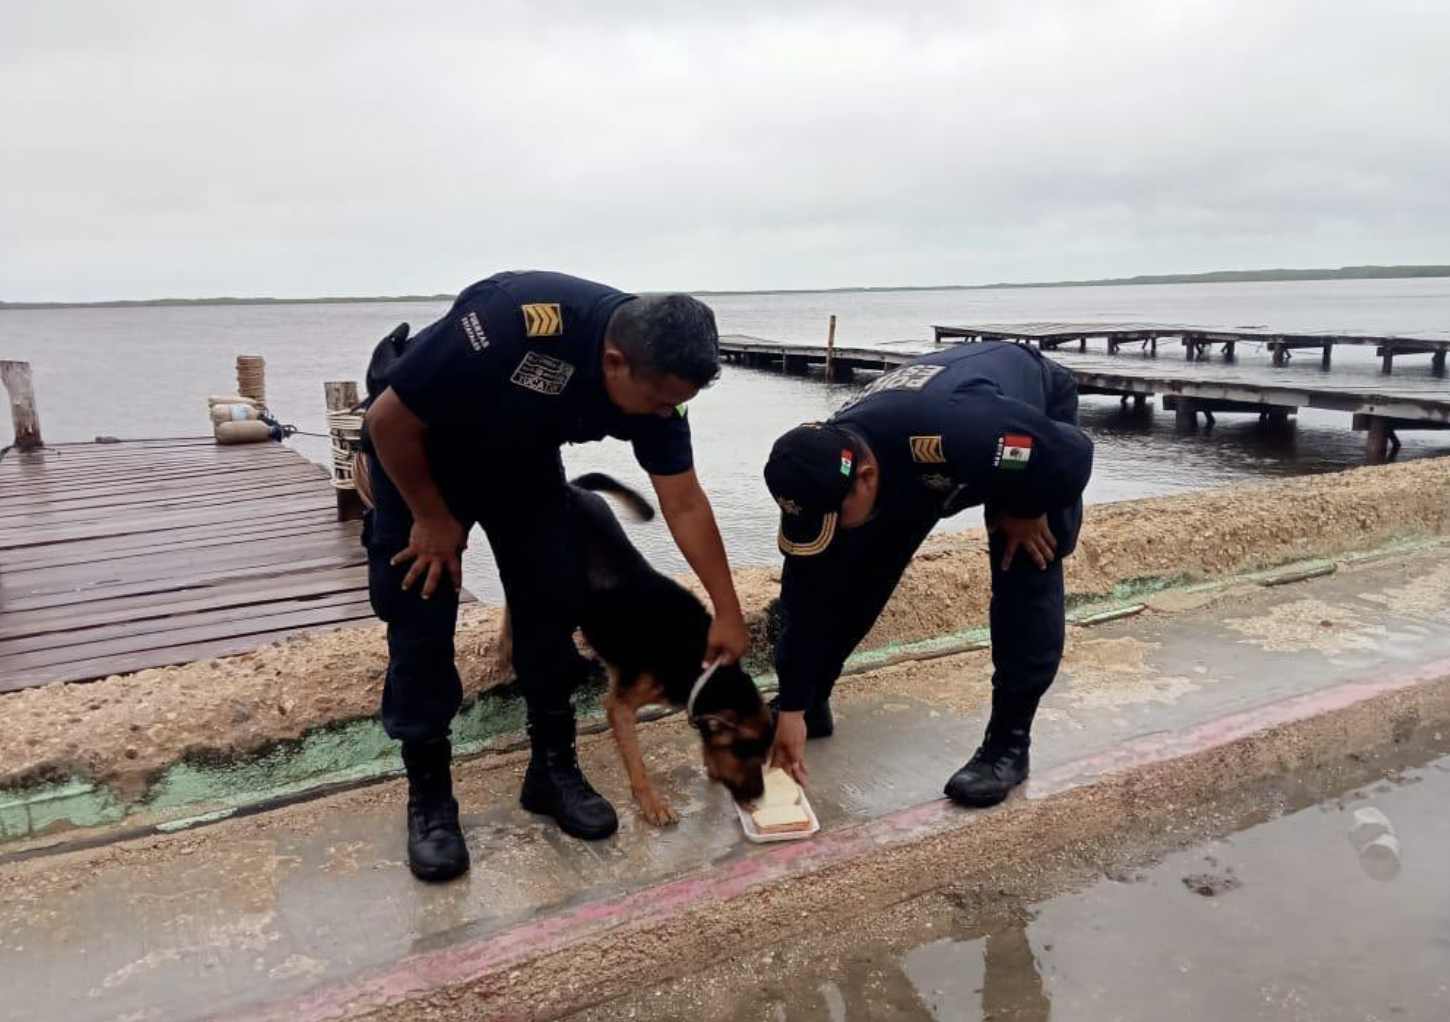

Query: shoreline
left=3, top=264, right=1448, bottom=310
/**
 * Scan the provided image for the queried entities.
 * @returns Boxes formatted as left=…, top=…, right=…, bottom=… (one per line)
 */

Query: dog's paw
left=639, top=797, right=679, bottom=827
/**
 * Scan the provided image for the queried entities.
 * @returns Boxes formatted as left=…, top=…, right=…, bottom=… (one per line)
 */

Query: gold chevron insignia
left=910, top=435, right=946, bottom=463
left=521, top=303, right=564, bottom=337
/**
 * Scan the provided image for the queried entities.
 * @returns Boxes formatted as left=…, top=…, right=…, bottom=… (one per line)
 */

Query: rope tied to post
left=325, top=408, right=366, bottom=492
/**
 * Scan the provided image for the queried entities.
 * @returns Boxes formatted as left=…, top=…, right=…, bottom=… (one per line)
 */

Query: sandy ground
left=4, top=455, right=1449, bottom=792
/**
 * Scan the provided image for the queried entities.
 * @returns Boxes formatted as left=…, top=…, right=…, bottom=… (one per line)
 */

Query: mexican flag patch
left=998, top=433, right=1033, bottom=470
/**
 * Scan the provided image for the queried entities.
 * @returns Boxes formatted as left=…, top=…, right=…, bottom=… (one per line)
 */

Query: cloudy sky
left=3, top=0, right=1447, bottom=301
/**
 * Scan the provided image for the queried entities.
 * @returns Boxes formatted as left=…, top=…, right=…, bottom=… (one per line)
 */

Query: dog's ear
left=695, top=713, right=737, bottom=739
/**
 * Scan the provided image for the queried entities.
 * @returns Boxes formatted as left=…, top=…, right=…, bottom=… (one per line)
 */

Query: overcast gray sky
left=3, top=0, right=1447, bottom=301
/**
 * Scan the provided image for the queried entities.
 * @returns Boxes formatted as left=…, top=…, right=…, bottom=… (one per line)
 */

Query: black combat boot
left=943, top=693, right=1038, bottom=808
left=519, top=708, right=619, bottom=840
left=400, top=737, right=470, bottom=882
left=768, top=695, right=835, bottom=739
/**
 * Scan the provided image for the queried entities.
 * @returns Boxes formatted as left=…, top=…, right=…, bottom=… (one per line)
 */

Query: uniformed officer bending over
left=365, top=271, right=749, bottom=882
left=764, top=341, right=1093, bottom=807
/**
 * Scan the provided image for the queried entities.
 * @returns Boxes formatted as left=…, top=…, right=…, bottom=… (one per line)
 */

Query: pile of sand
left=3, top=455, right=1448, bottom=791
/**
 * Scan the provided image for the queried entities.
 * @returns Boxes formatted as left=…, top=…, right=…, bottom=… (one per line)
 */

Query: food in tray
left=748, top=768, right=812, bottom=834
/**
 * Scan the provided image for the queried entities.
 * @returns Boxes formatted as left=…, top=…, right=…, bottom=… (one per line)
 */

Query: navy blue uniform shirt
left=834, top=341, right=1092, bottom=520
left=386, top=271, right=693, bottom=476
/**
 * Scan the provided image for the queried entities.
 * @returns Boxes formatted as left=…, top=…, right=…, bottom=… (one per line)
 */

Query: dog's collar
left=686, top=657, right=724, bottom=723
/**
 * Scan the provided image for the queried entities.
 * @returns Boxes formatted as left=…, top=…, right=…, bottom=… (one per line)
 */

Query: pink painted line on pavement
left=213, top=654, right=1450, bottom=1022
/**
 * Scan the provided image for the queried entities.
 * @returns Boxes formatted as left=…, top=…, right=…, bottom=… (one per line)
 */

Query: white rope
left=326, top=409, right=365, bottom=491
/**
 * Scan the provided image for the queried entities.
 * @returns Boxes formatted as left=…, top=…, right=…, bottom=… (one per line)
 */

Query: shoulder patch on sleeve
left=994, top=433, right=1033, bottom=469
left=909, top=434, right=946, bottom=463
left=521, top=303, right=564, bottom=337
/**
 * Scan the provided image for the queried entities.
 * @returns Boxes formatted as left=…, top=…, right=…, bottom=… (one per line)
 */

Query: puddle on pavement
left=576, top=751, right=1450, bottom=1022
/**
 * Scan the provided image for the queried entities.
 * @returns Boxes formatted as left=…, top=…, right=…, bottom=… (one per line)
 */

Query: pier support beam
left=1380, top=349, right=1395, bottom=375
left=1, top=360, right=43, bottom=451
left=1354, top=414, right=1411, bottom=465
left=1434, top=351, right=1447, bottom=377
left=1168, top=396, right=1213, bottom=429
left=1362, top=415, right=1393, bottom=465
left=783, top=354, right=810, bottom=375
left=1322, top=343, right=1333, bottom=369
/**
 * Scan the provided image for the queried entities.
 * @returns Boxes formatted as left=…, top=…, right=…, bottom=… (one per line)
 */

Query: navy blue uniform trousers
left=363, top=450, right=588, bottom=743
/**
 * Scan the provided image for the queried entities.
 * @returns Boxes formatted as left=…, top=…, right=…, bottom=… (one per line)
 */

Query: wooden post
left=824, top=314, right=838, bottom=381
left=0, top=360, right=43, bottom=451
left=1381, top=348, right=1394, bottom=375
left=324, top=381, right=365, bottom=522
left=1272, top=340, right=1287, bottom=367
left=1175, top=398, right=1198, bottom=429
left=1321, top=343, right=1333, bottom=369
left=1363, top=415, right=1391, bottom=465
left=1434, top=350, right=1447, bottom=376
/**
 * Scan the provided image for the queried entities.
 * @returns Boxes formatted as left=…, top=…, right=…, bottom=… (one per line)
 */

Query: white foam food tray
left=736, top=788, right=820, bottom=843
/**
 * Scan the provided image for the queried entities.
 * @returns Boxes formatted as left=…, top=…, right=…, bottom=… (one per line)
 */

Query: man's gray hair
left=607, top=293, right=720, bottom=387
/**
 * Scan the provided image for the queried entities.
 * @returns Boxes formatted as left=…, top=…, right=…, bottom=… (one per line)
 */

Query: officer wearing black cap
left=764, top=341, right=1092, bottom=807
left=364, top=271, right=749, bottom=882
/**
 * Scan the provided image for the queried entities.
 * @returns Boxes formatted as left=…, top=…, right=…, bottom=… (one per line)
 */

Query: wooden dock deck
left=718, top=334, right=1450, bottom=464
left=931, top=321, right=1450, bottom=374
left=0, top=437, right=380, bottom=692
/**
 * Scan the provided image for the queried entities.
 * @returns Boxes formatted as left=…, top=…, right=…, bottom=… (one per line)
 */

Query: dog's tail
left=571, top=472, right=656, bottom=521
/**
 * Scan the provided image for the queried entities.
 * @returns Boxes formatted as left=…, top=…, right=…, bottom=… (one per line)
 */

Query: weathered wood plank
left=0, top=607, right=378, bottom=692
left=0, top=438, right=426, bottom=690
left=0, top=571, right=371, bottom=641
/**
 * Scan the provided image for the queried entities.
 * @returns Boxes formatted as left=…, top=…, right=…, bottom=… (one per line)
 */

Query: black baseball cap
left=763, top=423, right=861, bottom=556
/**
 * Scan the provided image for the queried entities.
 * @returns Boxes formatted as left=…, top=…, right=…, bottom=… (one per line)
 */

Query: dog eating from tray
left=499, top=473, right=793, bottom=832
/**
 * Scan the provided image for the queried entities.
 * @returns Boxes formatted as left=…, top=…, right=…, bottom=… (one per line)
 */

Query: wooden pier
left=930, top=321, right=1450, bottom=375
left=0, top=437, right=380, bottom=692
left=718, top=334, right=1450, bottom=465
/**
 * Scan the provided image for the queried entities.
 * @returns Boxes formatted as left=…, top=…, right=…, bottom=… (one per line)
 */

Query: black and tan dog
left=498, top=473, right=774, bottom=826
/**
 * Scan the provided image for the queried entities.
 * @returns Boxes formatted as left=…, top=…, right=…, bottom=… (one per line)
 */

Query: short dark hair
left=607, top=293, right=720, bottom=387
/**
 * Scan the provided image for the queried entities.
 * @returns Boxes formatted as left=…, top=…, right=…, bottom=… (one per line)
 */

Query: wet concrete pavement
left=4, top=544, right=1450, bottom=1021
left=571, top=750, right=1450, bottom=1022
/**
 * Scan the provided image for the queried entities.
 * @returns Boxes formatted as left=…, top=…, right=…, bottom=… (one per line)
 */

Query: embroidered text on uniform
left=510, top=352, right=575, bottom=395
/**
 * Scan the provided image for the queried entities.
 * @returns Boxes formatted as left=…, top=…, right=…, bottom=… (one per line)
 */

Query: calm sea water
left=4, top=278, right=1448, bottom=602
